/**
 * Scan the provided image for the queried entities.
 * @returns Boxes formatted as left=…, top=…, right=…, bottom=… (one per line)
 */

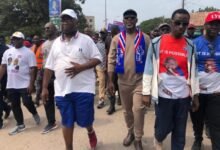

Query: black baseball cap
left=123, top=9, right=137, bottom=17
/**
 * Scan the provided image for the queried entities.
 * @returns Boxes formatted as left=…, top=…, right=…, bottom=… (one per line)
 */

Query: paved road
left=0, top=100, right=211, bottom=150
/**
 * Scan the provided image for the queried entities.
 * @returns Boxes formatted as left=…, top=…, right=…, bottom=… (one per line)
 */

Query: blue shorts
left=55, top=92, right=95, bottom=128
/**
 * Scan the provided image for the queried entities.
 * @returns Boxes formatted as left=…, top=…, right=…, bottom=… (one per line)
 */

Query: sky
left=78, top=0, right=220, bottom=31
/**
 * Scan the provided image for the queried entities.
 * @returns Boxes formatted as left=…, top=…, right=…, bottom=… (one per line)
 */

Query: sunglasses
left=208, top=44, right=215, bottom=57
left=173, top=21, right=189, bottom=27
left=124, top=16, right=136, bottom=20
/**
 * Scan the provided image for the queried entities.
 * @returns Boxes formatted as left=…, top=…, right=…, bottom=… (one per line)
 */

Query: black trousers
left=44, top=80, right=56, bottom=125
left=0, top=90, right=10, bottom=125
left=7, top=88, right=37, bottom=125
left=190, top=94, right=209, bottom=142
left=0, top=74, right=9, bottom=125
left=205, top=94, right=220, bottom=150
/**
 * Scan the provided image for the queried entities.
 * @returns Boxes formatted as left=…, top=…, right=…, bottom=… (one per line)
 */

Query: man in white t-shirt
left=0, top=31, right=40, bottom=135
left=41, top=9, right=102, bottom=150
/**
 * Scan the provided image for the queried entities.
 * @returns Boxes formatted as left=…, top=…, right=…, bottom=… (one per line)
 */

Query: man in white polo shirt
left=41, top=9, right=102, bottom=150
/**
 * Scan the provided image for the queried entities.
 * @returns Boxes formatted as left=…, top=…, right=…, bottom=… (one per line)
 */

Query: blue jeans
left=154, top=97, right=191, bottom=150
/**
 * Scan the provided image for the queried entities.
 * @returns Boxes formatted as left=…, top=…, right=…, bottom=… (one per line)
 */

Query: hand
left=65, top=62, right=84, bottom=78
left=27, top=84, right=34, bottom=94
left=41, top=88, right=49, bottom=105
left=108, top=81, right=115, bottom=96
left=142, top=95, right=151, bottom=107
left=191, top=95, right=199, bottom=112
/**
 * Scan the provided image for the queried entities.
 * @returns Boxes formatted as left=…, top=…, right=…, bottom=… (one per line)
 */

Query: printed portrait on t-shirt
left=13, top=58, right=19, bottom=70
left=204, top=58, right=216, bottom=73
left=8, top=57, right=12, bottom=65
left=164, top=57, right=184, bottom=76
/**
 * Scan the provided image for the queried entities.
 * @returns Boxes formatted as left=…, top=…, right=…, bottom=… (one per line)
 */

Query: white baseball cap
left=60, top=9, right=78, bottom=19
left=12, top=31, right=25, bottom=39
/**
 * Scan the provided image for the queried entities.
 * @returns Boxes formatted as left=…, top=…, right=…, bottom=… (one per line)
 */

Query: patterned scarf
left=116, top=29, right=146, bottom=73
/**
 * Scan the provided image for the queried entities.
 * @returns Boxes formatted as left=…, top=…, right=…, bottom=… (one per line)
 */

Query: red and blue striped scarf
left=116, top=30, right=147, bottom=73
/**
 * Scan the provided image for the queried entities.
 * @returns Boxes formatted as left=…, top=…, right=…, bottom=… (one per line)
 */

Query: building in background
left=85, top=16, right=95, bottom=31
left=190, top=11, right=220, bottom=35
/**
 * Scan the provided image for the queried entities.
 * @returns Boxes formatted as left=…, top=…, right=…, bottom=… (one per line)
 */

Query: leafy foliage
left=0, top=0, right=87, bottom=37
left=139, top=17, right=171, bottom=34
left=197, top=6, right=220, bottom=12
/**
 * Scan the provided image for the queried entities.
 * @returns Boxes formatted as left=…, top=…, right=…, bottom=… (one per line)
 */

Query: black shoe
left=117, top=98, right=121, bottom=106
left=107, top=96, right=116, bottom=115
left=191, top=140, right=202, bottom=150
left=107, top=105, right=115, bottom=115
left=4, top=108, right=11, bottom=119
left=97, top=100, right=105, bottom=109
left=123, top=132, right=135, bottom=147
left=42, top=123, right=58, bottom=134
left=134, top=140, right=143, bottom=150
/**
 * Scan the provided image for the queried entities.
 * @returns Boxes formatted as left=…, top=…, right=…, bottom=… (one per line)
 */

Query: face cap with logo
left=205, top=11, right=220, bottom=24
left=60, top=9, right=78, bottom=20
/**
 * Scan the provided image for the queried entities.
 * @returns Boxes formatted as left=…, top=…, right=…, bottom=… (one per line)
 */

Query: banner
left=107, top=21, right=124, bottom=32
left=49, top=0, right=61, bottom=17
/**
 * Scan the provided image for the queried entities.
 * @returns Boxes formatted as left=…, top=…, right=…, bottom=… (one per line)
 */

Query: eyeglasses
left=173, top=21, right=189, bottom=27
left=208, top=44, right=215, bottom=57
left=124, top=16, right=136, bottom=20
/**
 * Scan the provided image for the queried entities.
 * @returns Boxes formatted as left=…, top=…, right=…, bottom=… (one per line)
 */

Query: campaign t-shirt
left=1, top=46, right=36, bottom=89
left=158, top=34, right=189, bottom=99
left=194, top=35, right=220, bottom=94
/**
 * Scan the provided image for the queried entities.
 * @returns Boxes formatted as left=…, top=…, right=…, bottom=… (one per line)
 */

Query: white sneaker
left=154, top=138, right=163, bottom=150
left=9, top=124, right=26, bottom=136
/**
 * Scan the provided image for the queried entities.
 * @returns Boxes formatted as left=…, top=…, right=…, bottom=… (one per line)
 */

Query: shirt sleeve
left=107, top=35, right=118, bottom=72
left=45, top=42, right=56, bottom=71
left=86, top=38, right=102, bottom=61
left=28, top=50, right=37, bottom=67
left=1, top=51, right=8, bottom=65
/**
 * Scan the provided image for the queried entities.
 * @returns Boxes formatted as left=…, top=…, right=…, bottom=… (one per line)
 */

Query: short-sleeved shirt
left=45, top=32, right=102, bottom=96
left=1, top=46, right=36, bottom=89
left=194, top=35, right=220, bottom=94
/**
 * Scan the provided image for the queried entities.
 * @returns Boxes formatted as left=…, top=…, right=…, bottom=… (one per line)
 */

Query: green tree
left=139, top=17, right=171, bottom=34
left=0, top=0, right=87, bottom=37
left=198, top=6, right=220, bottom=12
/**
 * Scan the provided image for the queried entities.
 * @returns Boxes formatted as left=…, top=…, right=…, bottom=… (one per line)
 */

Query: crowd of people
left=0, top=7, right=220, bottom=150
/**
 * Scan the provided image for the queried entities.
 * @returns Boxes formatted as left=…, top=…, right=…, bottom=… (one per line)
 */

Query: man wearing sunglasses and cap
left=108, top=9, right=150, bottom=150
left=158, top=23, right=171, bottom=35
left=41, top=9, right=102, bottom=150
left=142, top=9, right=199, bottom=150
left=0, top=31, right=40, bottom=135
left=191, top=11, right=220, bottom=150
